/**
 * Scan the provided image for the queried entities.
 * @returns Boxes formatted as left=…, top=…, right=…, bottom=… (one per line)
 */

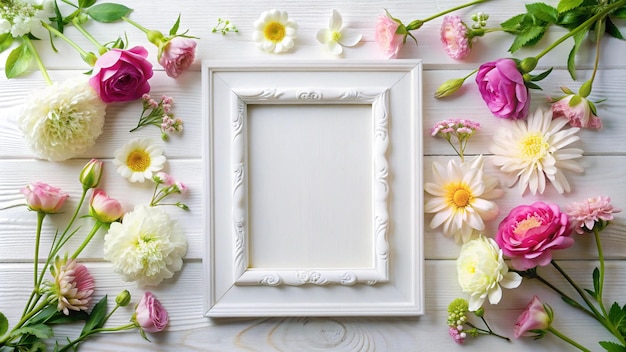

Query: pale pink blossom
left=514, top=296, right=553, bottom=338
left=159, top=37, right=197, bottom=78
left=134, top=291, right=169, bottom=332
left=21, top=182, right=69, bottom=214
left=48, top=257, right=95, bottom=315
left=448, top=326, right=466, bottom=344
left=566, top=196, right=621, bottom=234
left=551, top=94, right=602, bottom=129
left=89, top=189, right=124, bottom=223
left=375, top=12, right=404, bottom=59
left=440, top=15, right=471, bottom=60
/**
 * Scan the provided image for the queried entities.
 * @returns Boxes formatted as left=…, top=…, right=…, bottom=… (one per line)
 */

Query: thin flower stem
left=72, top=18, right=107, bottom=54
left=463, top=69, right=478, bottom=81
left=121, top=16, right=150, bottom=33
left=23, top=37, right=52, bottom=85
left=550, top=260, right=603, bottom=319
left=548, top=327, right=591, bottom=352
left=71, top=221, right=103, bottom=259
left=588, top=21, right=603, bottom=90
left=420, top=0, right=489, bottom=24
left=532, top=272, right=597, bottom=320
left=466, top=322, right=511, bottom=341
left=57, top=323, right=136, bottom=352
left=33, top=212, right=45, bottom=287
left=594, top=228, right=606, bottom=315
left=41, top=22, right=91, bottom=58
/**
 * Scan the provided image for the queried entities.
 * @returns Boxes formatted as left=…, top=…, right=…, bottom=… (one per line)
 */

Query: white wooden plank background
left=1, top=0, right=625, bottom=350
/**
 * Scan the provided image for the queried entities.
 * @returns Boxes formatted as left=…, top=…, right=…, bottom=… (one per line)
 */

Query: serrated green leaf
left=501, top=13, right=527, bottom=32
left=79, top=0, right=97, bottom=8
left=0, top=311, right=8, bottom=336
left=599, top=340, right=626, bottom=352
left=169, top=14, right=182, bottom=36
left=81, top=295, right=108, bottom=335
left=0, top=33, right=14, bottom=53
left=606, top=18, right=624, bottom=40
left=558, top=0, right=584, bottom=13
left=526, top=3, right=559, bottom=23
left=11, top=324, right=53, bottom=339
left=531, top=67, right=553, bottom=81
left=568, top=28, right=588, bottom=80
left=526, top=81, right=543, bottom=90
left=509, top=25, right=546, bottom=52
left=613, top=7, right=626, bottom=19
left=86, top=3, right=133, bottom=23
left=5, top=43, right=33, bottom=79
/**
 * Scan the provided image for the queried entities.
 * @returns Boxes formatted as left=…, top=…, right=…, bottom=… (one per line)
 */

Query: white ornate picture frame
left=202, top=61, right=424, bottom=317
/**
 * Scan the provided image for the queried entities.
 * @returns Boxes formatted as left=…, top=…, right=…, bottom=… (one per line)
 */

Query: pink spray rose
left=551, top=94, right=602, bottom=129
left=496, top=201, right=573, bottom=271
left=159, top=37, right=197, bottom=78
left=566, top=196, right=621, bottom=234
left=89, top=46, right=154, bottom=103
left=514, top=296, right=553, bottom=338
left=89, top=189, right=124, bottom=223
left=440, top=15, right=471, bottom=60
left=134, top=291, right=169, bottom=333
left=375, top=12, right=404, bottom=59
left=21, top=182, right=69, bottom=214
left=476, top=58, right=529, bottom=119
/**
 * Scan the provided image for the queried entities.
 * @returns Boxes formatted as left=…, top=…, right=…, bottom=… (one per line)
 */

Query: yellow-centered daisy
left=253, top=9, right=298, bottom=54
left=113, top=138, right=166, bottom=183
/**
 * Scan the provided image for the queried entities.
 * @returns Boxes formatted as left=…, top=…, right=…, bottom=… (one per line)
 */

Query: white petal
left=328, top=41, right=343, bottom=55
left=316, top=28, right=331, bottom=44
left=487, top=284, right=503, bottom=305
left=338, top=28, right=362, bottom=47
left=329, top=9, right=342, bottom=31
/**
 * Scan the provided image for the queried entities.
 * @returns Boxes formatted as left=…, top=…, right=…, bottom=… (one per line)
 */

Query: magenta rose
left=89, top=46, right=154, bottom=103
left=134, top=291, right=168, bottom=333
left=496, top=201, right=572, bottom=270
left=159, top=37, right=197, bottom=78
left=475, top=58, right=529, bottom=119
left=21, top=182, right=69, bottom=214
left=514, top=296, right=553, bottom=338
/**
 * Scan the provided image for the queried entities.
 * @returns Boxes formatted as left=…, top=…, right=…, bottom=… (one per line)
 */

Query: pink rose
left=496, top=202, right=572, bottom=270
left=159, top=37, right=197, bottom=78
left=21, top=182, right=69, bottom=214
left=551, top=94, right=602, bottom=129
left=514, top=296, right=553, bottom=338
left=440, top=15, right=470, bottom=60
left=476, top=58, right=529, bottom=119
left=134, top=291, right=169, bottom=333
left=375, top=13, right=404, bottom=59
left=89, top=189, right=124, bottom=223
left=89, top=46, right=154, bottom=103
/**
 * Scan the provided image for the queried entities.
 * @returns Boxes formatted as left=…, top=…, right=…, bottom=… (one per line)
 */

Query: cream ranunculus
left=17, top=78, right=106, bottom=161
left=456, top=235, right=522, bottom=311
left=103, top=205, right=187, bottom=287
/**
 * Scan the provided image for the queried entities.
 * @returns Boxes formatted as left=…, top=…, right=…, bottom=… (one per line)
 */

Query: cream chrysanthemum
left=47, top=257, right=95, bottom=315
left=425, top=155, right=503, bottom=244
left=113, top=138, right=166, bottom=183
left=103, top=205, right=187, bottom=287
left=490, top=107, right=584, bottom=195
left=17, top=78, right=106, bottom=161
left=253, top=9, right=297, bottom=54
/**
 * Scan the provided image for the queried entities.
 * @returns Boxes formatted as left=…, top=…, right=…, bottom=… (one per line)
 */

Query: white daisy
left=113, top=138, right=166, bottom=183
left=316, top=9, right=362, bottom=55
left=425, top=155, right=503, bottom=244
left=252, top=9, right=297, bottom=54
left=490, top=107, right=584, bottom=195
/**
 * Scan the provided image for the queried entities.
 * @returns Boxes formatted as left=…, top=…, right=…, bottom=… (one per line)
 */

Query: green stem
left=594, top=228, right=606, bottom=314
left=588, top=21, right=603, bottom=87
left=71, top=18, right=107, bottom=54
left=33, top=212, right=45, bottom=287
left=534, top=0, right=626, bottom=61
left=548, top=327, right=591, bottom=352
left=532, top=272, right=597, bottom=320
left=41, top=22, right=90, bottom=58
left=121, top=16, right=150, bottom=33
left=463, top=69, right=478, bottom=81
left=71, top=221, right=103, bottom=259
left=550, top=260, right=603, bottom=319
left=419, top=0, right=489, bottom=24
left=57, top=323, right=136, bottom=352
left=466, top=322, right=510, bottom=341
left=22, top=37, right=52, bottom=85
left=0, top=298, right=53, bottom=345
left=479, top=317, right=511, bottom=341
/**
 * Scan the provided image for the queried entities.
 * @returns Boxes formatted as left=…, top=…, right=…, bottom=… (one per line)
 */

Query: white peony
left=17, top=78, right=106, bottom=161
left=103, top=205, right=187, bottom=287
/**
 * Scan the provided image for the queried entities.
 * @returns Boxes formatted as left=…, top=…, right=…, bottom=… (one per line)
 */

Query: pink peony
left=476, top=58, right=529, bottom=119
left=89, top=189, right=124, bottom=223
left=496, top=201, right=573, bottom=271
left=375, top=12, right=404, bottom=59
left=21, top=182, right=69, bottom=214
left=89, top=46, right=154, bottom=103
left=551, top=94, right=602, bottom=129
left=440, top=15, right=471, bottom=60
left=158, top=37, right=197, bottom=78
left=134, top=291, right=169, bottom=333
left=514, top=296, right=552, bottom=338
left=566, top=196, right=621, bottom=234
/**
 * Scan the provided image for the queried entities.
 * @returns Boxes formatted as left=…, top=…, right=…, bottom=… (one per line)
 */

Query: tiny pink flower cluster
left=431, top=118, right=480, bottom=137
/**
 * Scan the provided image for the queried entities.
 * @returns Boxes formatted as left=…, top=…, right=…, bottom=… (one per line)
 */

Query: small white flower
left=316, top=9, right=362, bottom=55
left=490, top=107, right=584, bottom=195
left=253, top=9, right=298, bottom=54
left=17, top=78, right=106, bottom=161
left=0, top=0, right=53, bottom=38
left=104, top=205, right=187, bottom=287
left=113, top=138, right=166, bottom=183
left=457, top=235, right=522, bottom=311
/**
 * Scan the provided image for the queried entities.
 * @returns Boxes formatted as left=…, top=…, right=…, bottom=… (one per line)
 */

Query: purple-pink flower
left=476, top=58, right=529, bottom=120
left=375, top=12, right=404, bottom=59
left=134, top=291, right=169, bottom=333
left=496, top=201, right=573, bottom=271
left=89, top=46, right=154, bottom=103
left=440, top=15, right=471, bottom=60
left=551, top=94, right=602, bottom=129
left=158, top=37, right=197, bottom=78
left=514, top=296, right=553, bottom=338
left=21, top=182, right=69, bottom=214
left=448, top=326, right=466, bottom=344
left=89, top=189, right=124, bottom=223
left=566, top=196, right=621, bottom=234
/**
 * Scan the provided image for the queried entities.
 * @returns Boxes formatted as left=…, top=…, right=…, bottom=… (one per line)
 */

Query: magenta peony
left=476, top=58, right=529, bottom=119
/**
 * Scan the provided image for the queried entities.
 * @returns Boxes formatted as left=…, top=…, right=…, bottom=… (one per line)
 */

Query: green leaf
left=567, top=28, right=588, bottom=80
left=52, top=0, right=64, bottom=34
left=86, top=3, right=133, bottom=23
left=47, top=310, right=89, bottom=325
left=81, top=295, right=108, bottom=335
left=79, top=0, right=97, bottom=8
left=501, top=13, right=527, bottom=32
left=0, top=33, right=14, bottom=53
left=531, top=67, right=553, bottom=81
left=614, top=7, right=626, bottom=19
left=592, top=267, right=601, bottom=296
left=599, top=341, right=626, bottom=352
left=558, top=0, right=584, bottom=13
left=0, top=311, right=8, bottom=336
left=526, top=3, right=559, bottom=23
left=561, top=295, right=580, bottom=308
left=608, top=302, right=626, bottom=334
left=569, top=94, right=583, bottom=107
left=606, top=18, right=624, bottom=40
left=5, top=43, right=33, bottom=79
left=26, top=304, right=58, bottom=325
left=169, top=14, right=182, bottom=36
left=509, top=25, right=546, bottom=52
left=11, top=324, right=53, bottom=339
left=525, top=81, right=543, bottom=90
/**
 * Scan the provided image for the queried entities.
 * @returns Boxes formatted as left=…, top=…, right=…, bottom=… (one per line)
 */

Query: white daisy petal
left=113, top=138, right=166, bottom=183
left=253, top=9, right=297, bottom=54
left=339, top=28, right=362, bottom=47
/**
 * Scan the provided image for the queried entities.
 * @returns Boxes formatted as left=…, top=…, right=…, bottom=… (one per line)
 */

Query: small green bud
left=578, top=80, right=592, bottom=98
left=473, top=307, right=485, bottom=317
left=519, top=57, right=538, bottom=73
left=115, top=290, right=132, bottom=307
left=82, top=52, right=98, bottom=67
left=79, top=159, right=103, bottom=190
left=146, top=30, right=165, bottom=46
left=434, top=78, right=465, bottom=99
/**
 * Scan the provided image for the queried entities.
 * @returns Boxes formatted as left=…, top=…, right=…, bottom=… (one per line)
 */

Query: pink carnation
left=375, top=13, right=404, bottom=59
left=551, top=94, right=602, bottom=129
left=440, top=15, right=471, bottom=60
left=566, top=196, right=621, bottom=234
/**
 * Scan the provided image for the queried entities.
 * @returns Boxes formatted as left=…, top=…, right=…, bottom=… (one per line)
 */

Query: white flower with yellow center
left=425, top=155, right=503, bottom=244
left=490, top=107, right=584, bottom=195
left=457, top=235, right=522, bottom=311
left=103, top=204, right=187, bottom=287
left=316, top=9, right=362, bottom=55
left=253, top=9, right=297, bottom=54
left=113, top=138, right=166, bottom=183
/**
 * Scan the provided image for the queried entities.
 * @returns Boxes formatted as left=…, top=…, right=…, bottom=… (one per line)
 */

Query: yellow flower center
left=264, top=21, right=286, bottom=42
left=331, top=31, right=342, bottom=42
left=520, top=132, right=549, bottom=161
left=126, top=149, right=151, bottom=172
left=513, top=215, right=542, bottom=237
left=444, top=182, right=473, bottom=208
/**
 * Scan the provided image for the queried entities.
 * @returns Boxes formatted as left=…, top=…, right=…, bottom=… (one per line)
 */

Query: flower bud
left=116, top=290, right=132, bottom=307
left=89, top=189, right=124, bottom=223
left=434, top=78, right=464, bottom=99
left=146, top=30, right=165, bottom=47
left=82, top=52, right=98, bottom=67
left=79, top=159, right=104, bottom=190
left=473, top=307, right=485, bottom=317
left=519, top=57, right=537, bottom=73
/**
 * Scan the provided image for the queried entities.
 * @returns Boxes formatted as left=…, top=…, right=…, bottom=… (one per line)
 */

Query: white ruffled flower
left=253, top=9, right=297, bottom=54
left=490, top=107, right=584, bottom=195
left=457, top=235, right=522, bottom=311
left=0, top=0, right=54, bottom=38
left=316, top=9, right=362, bottom=55
left=113, top=138, right=166, bottom=183
left=17, top=78, right=106, bottom=161
left=104, top=205, right=187, bottom=287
